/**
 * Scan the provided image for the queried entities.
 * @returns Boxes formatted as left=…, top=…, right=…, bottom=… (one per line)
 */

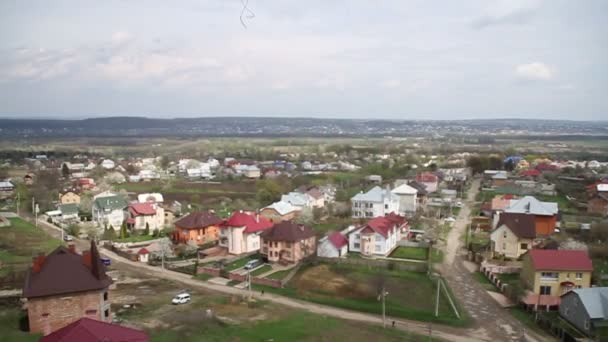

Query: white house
left=351, top=186, right=399, bottom=218
left=490, top=213, right=536, bottom=259
left=138, top=193, right=164, bottom=204
left=391, top=183, right=418, bottom=215
left=348, top=214, right=407, bottom=257
left=317, top=231, right=349, bottom=258
left=100, top=159, right=116, bottom=170
left=92, top=193, right=127, bottom=229
left=281, top=192, right=314, bottom=210
left=235, top=165, right=260, bottom=179
left=127, top=202, right=164, bottom=231
left=219, top=211, right=273, bottom=255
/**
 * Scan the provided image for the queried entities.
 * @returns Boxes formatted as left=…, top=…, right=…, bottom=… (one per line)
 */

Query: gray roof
left=505, top=196, right=558, bottom=216
left=352, top=186, right=397, bottom=202
left=392, top=184, right=417, bottom=195
left=281, top=192, right=310, bottom=206
left=568, top=287, right=608, bottom=320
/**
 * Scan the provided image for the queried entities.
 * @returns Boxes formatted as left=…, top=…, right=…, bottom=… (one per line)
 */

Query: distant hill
left=0, top=116, right=606, bottom=139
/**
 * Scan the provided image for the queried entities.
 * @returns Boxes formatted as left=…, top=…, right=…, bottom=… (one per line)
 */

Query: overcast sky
left=0, top=0, right=606, bottom=120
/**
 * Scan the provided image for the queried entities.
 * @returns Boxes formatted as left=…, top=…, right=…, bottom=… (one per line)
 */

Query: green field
left=389, top=246, right=428, bottom=260
left=0, top=308, right=41, bottom=342
left=266, top=269, right=291, bottom=280
left=254, top=263, right=468, bottom=326
left=0, top=218, right=63, bottom=281
left=250, top=264, right=272, bottom=277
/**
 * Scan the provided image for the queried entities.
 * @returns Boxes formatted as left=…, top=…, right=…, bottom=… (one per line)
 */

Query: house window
left=520, top=243, right=528, bottom=250
left=355, top=234, right=360, bottom=240
left=540, top=272, right=559, bottom=281
left=103, top=292, right=108, bottom=301
left=540, top=286, right=552, bottom=295
left=384, top=204, right=388, bottom=209
left=354, top=243, right=360, bottom=249
left=104, top=309, right=110, bottom=319
left=575, top=273, right=583, bottom=280
left=503, top=231, right=507, bottom=238
left=564, top=307, right=570, bottom=316
left=502, top=243, right=506, bottom=250
left=85, top=309, right=97, bottom=315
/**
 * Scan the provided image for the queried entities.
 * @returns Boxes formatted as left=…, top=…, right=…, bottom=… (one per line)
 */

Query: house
left=490, top=194, right=517, bottom=213
left=416, top=172, right=438, bottom=193
left=0, top=180, right=15, bottom=198
left=365, top=175, right=382, bottom=184
left=317, top=231, right=349, bottom=258
left=58, top=203, right=79, bottom=221
left=220, top=211, right=273, bottom=255
left=59, top=190, right=81, bottom=205
left=520, top=169, right=541, bottom=178
left=92, top=194, right=127, bottom=229
left=588, top=192, right=608, bottom=216
left=127, top=203, right=164, bottom=232
left=235, top=165, right=260, bottom=179
left=38, top=317, right=148, bottom=342
left=137, top=193, right=164, bottom=204
left=407, top=181, right=428, bottom=207
left=348, top=213, right=407, bottom=257
left=77, top=178, right=95, bottom=190
left=173, top=211, right=222, bottom=245
left=504, top=196, right=559, bottom=236
left=440, top=189, right=458, bottom=204
left=391, top=183, right=417, bottom=215
left=23, top=242, right=112, bottom=336
left=295, top=186, right=326, bottom=208
left=491, top=172, right=509, bottom=187
left=137, top=248, right=150, bottom=263
left=351, top=186, right=399, bottom=219
left=520, top=249, right=593, bottom=299
left=260, top=221, right=316, bottom=264
left=100, top=159, right=115, bottom=170
left=24, top=173, right=34, bottom=185
left=281, top=192, right=313, bottom=210
left=260, top=201, right=300, bottom=223
left=559, top=287, right=608, bottom=338
left=490, top=213, right=536, bottom=259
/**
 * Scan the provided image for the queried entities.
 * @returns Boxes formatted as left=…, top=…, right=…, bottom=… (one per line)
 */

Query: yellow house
left=490, top=213, right=536, bottom=259
left=59, top=190, right=81, bottom=205
left=521, top=249, right=593, bottom=297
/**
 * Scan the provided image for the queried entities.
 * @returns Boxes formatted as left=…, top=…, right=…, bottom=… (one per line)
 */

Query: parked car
left=244, top=259, right=262, bottom=270
left=63, top=235, right=74, bottom=242
left=101, top=257, right=111, bottom=266
left=172, top=293, right=191, bottom=305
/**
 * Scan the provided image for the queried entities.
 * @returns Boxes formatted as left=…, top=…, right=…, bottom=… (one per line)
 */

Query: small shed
left=137, top=248, right=150, bottom=263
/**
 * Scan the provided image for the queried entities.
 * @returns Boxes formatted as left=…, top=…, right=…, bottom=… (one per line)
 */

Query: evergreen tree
left=120, top=222, right=129, bottom=239
left=144, top=222, right=150, bottom=236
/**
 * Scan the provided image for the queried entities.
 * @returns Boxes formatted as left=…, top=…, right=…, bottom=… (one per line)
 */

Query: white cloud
left=381, top=79, right=401, bottom=89
left=111, top=31, right=134, bottom=45
left=515, top=62, right=554, bottom=81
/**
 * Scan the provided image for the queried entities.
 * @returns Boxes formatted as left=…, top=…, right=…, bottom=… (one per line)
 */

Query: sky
left=0, top=0, right=607, bottom=120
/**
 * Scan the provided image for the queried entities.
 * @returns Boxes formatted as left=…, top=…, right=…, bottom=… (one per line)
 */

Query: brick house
left=260, top=221, right=316, bottom=264
left=23, top=242, right=112, bottom=336
left=172, top=211, right=223, bottom=245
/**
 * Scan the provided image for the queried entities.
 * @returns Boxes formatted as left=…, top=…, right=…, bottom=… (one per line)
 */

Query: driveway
left=440, top=178, right=552, bottom=342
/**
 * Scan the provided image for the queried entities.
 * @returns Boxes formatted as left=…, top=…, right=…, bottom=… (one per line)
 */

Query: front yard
left=224, top=254, right=261, bottom=272
left=254, top=262, right=468, bottom=326
left=389, top=246, right=427, bottom=260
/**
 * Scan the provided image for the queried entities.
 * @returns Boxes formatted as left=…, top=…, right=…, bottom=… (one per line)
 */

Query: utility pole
left=16, top=191, right=20, bottom=216
left=435, top=277, right=440, bottom=317
left=247, top=268, right=252, bottom=300
left=378, top=286, right=389, bottom=328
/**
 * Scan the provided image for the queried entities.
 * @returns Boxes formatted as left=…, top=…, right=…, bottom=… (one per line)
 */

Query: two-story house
left=391, top=183, right=418, bottom=215
left=281, top=192, right=314, bottom=210
left=416, top=172, right=438, bottom=193
left=260, top=201, right=300, bottom=223
left=348, top=213, right=407, bottom=257
left=503, top=196, right=558, bottom=236
left=490, top=213, right=536, bottom=259
left=260, top=221, right=316, bottom=264
left=520, top=249, right=593, bottom=308
left=559, top=287, right=608, bottom=338
left=92, top=193, right=127, bottom=229
left=351, top=186, right=399, bottom=219
left=126, top=203, right=165, bottom=232
left=59, top=190, right=81, bottom=205
left=172, top=211, right=223, bottom=245
left=23, top=242, right=112, bottom=336
left=220, top=211, right=273, bottom=255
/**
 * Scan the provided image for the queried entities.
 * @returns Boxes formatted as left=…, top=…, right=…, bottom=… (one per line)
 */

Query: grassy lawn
left=0, top=308, right=41, bottom=342
left=250, top=264, right=272, bottom=277
left=312, top=217, right=353, bottom=234
left=471, top=272, right=499, bottom=292
left=0, top=218, right=63, bottom=283
left=225, top=254, right=260, bottom=272
left=115, top=234, right=156, bottom=243
left=389, top=246, right=428, bottom=260
left=496, top=273, right=520, bottom=285
left=266, top=269, right=291, bottom=280
left=193, top=272, right=214, bottom=281
left=254, top=263, right=468, bottom=326
left=149, top=311, right=427, bottom=342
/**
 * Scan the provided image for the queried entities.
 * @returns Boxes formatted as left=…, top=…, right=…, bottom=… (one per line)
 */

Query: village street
left=440, top=178, right=550, bottom=342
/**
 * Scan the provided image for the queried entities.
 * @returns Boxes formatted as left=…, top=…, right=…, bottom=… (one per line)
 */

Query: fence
left=103, top=243, right=139, bottom=262
left=397, top=240, right=429, bottom=248
left=316, top=256, right=427, bottom=272
left=197, top=266, right=220, bottom=277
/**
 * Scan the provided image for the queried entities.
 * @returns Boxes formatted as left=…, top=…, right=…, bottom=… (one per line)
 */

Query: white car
left=63, top=235, right=74, bottom=242
left=172, top=293, right=191, bottom=305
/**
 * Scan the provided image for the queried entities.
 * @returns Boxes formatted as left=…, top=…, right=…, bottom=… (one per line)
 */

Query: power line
left=240, top=0, right=255, bottom=29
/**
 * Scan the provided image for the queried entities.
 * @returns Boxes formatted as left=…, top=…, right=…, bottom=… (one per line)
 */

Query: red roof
left=360, top=214, right=406, bottom=238
left=39, top=317, right=149, bottom=342
left=328, top=232, right=348, bottom=249
left=129, top=203, right=156, bottom=216
left=224, top=211, right=273, bottom=233
left=535, top=163, right=558, bottom=171
left=520, top=169, right=541, bottom=177
left=528, top=249, right=593, bottom=271
left=137, top=248, right=149, bottom=255
left=416, top=172, right=438, bottom=183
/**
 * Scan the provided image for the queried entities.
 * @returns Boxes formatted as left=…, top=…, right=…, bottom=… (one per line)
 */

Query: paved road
left=440, top=178, right=551, bottom=342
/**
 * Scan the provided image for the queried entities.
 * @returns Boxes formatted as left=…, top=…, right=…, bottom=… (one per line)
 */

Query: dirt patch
left=292, top=264, right=373, bottom=299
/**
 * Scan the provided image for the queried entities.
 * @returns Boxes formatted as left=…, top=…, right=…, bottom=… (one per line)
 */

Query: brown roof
left=496, top=212, right=536, bottom=239
left=261, top=221, right=315, bottom=242
left=174, top=211, right=223, bottom=229
left=23, top=242, right=111, bottom=299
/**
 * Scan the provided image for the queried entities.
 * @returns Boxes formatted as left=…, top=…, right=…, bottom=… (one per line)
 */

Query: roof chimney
left=255, top=214, right=259, bottom=223
left=68, top=244, right=76, bottom=254
left=32, top=253, right=46, bottom=273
